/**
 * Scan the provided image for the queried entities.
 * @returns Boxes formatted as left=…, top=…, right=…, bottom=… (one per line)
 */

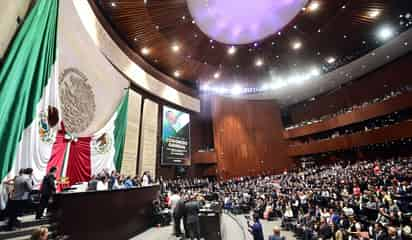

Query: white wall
left=138, top=99, right=159, bottom=178
left=121, top=90, right=142, bottom=176
left=72, top=0, right=201, bottom=113
left=0, top=0, right=31, bottom=59
left=59, top=0, right=129, bottom=136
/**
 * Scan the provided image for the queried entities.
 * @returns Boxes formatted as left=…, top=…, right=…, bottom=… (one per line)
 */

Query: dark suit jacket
left=41, top=174, right=56, bottom=196
left=184, top=200, right=200, bottom=224
left=174, top=199, right=186, bottom=218
left=373, top=231, right=389, bottom=240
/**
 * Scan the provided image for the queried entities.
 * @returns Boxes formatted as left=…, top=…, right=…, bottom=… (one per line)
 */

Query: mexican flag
left=0, top=0, right=59, bottom=189
left=46, top=91, right=129, bottom=186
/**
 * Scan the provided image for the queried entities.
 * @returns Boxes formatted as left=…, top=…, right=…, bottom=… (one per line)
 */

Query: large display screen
left=161, top=106, right=191, bottom=165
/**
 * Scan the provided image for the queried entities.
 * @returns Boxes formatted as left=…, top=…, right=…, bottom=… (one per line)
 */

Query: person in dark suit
left=36, top=166, right=57, bottom=219
left=173, top=195, right=186, bottom=236
left=184, top=194, right=201, bottom=239
left=248, top=213, right=264, bottom=240
left=372, top=223, right=389, bottom=240
left=318, top=218, right=332, bottom=239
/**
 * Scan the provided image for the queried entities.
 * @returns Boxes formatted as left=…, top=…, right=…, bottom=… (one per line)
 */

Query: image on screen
left=161, top=106, right=191, bottom=165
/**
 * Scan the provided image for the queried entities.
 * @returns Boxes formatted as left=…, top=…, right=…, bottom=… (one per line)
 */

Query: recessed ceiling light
left=404, top=41, right=409, bottom=46
left=326, top=57, right=336, bottom=64
left=310, top=67, right=321, bottom=76
left=368, top=9, right=381, bottom=18
left=111, top=2, right=116, bottom=7
left=308, top=1, right=320, bottom=12
left=292, top=41, right=302, bottom=50
left=255, top=58, right=264, bottom=67
left=173, top=70, right=181, bottom=77
left=231, top=85, right=243, bottom=95
left=213, top=72, right=221, bottom=79
left=227, top=46, right=236, bottom=55
left=171, top=44, right=180, bottom=52
left=341, top=5, right=346, bottom=9
left=141, top=47, right=150, bottom=55
left=377, top=26, right=394, bottom=41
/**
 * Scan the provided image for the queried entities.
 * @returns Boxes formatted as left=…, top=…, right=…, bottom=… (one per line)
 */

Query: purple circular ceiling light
left=186, top=0, right=308, bottom=45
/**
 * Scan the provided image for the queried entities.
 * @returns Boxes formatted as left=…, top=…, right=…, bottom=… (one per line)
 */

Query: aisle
left=233, top=214, right=297, bottom=240
left=130, top=213, right=245, bottom=240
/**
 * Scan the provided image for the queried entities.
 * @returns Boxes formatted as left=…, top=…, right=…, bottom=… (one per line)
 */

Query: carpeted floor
left=130, top=213, right=296, bottom=240
left=233, top=214, right=296, bottom=240
left=130, top=213, right=245, bottom=240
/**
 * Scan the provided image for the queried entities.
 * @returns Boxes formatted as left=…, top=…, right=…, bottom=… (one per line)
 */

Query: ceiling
left=94, top=0, right=412, bottom=102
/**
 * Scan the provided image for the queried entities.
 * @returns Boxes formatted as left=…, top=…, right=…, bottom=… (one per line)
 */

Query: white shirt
left=169, top=194, right=181, bottom=213
left=96, top=181, right=108, bottom=191
left=142, top=175, right=149, bottom=186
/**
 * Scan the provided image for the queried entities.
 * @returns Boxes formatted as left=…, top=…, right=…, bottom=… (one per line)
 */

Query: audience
left=285, top=85, right=412, bottom=130
left=291, top=109, right=412, bottom=146
left=157, top=155, right=411, bottom=240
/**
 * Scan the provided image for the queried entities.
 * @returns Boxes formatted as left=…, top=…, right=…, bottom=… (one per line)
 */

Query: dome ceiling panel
left=94, top=0, right=412, bottom=97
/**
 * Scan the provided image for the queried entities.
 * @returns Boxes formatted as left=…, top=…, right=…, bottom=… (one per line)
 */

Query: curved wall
left=72, top=0, right=200, bottom=113
left=0, top=0, right=31, bottom=61
left=59, top=0, right=129, bottom=136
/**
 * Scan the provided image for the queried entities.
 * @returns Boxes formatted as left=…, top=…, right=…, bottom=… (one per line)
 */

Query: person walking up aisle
left=7, top=168, right=34, bottom=230
left=36, top=166, right=57, bottom=219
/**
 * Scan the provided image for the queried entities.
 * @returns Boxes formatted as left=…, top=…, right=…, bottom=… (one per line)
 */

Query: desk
left=49, top=185, right=160, bottom=240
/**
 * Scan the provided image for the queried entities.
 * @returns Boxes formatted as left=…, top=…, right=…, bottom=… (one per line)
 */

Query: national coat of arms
left=59, top=68, right=96, bottom=134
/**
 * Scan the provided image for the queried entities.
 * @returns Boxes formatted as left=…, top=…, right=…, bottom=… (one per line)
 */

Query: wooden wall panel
left=138, top=99, right=159, bottom=177
left=284, top=92, right=412, bottom=138
left=120, top=90, right=142, bottom=176
left=286, top=53, right=412, bottom=124
left=288, top=120, right=412, bottom=156
left=192, top=152, right=217, bottom=164
left=212, top=97, right=291, bottom=179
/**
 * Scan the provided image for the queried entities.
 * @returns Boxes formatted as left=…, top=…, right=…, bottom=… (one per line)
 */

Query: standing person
left=268, top=226, right=285, bottom=240
left=142, top=171, right=150, bottom=186
left=36, top=167, right=57, bottom=219
left=185, top=194, right=201, bottom=239
left=7, top=168, right=33, bottom=230
left=248, top=212, right=264, bottom=240
left=168, top=190, right=181, bottom=236
left=173, top=195, right=186, bottom=237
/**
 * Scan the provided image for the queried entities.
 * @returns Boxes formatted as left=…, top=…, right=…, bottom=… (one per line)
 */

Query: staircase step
left=4, top=235, right=31, bottom=240
left=0, top=224, right=51, bottom=239
left=0, top=215, right=50, bottom=229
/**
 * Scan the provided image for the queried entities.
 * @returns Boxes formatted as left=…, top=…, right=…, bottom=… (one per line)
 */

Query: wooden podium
left=49, top=185, right=160, bottom=240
